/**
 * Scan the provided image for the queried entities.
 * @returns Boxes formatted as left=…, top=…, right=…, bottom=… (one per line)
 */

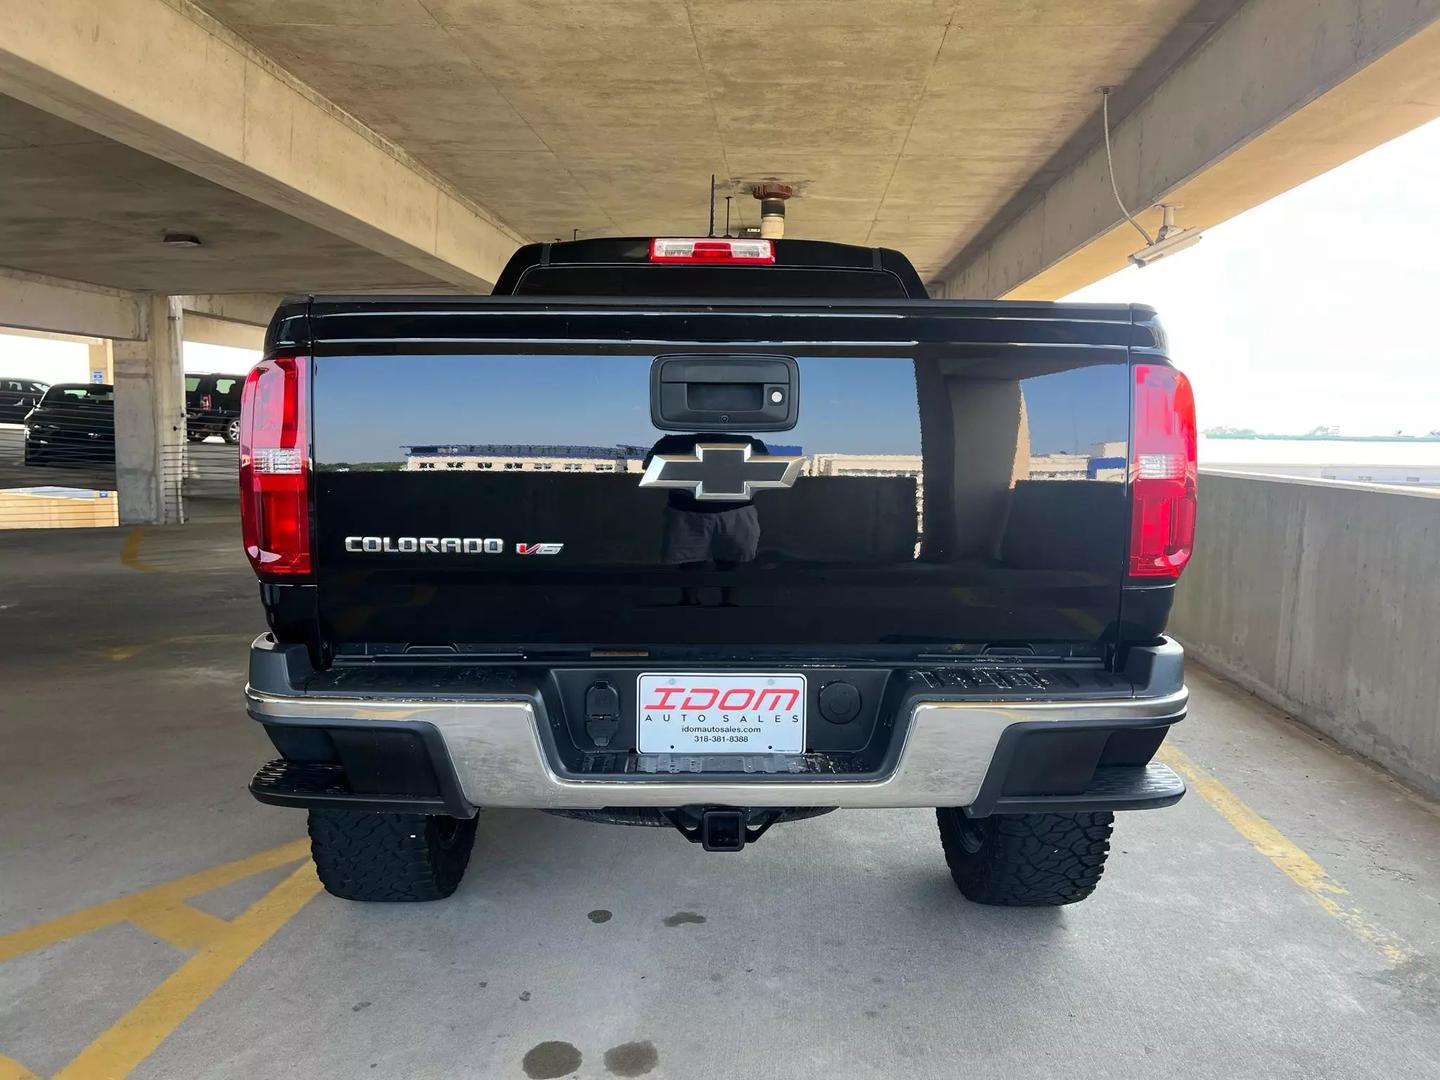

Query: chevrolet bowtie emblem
left=639, top=443, right=804, bottom=501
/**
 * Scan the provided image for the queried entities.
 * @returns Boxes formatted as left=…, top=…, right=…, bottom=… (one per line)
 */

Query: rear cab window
left=43, top=386, right=113, bottom=404
left=512, top=266, right=911, bottom=298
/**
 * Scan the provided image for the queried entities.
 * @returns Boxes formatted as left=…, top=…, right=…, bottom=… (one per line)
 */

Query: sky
left=1065, top=115, right=1440, bottom=437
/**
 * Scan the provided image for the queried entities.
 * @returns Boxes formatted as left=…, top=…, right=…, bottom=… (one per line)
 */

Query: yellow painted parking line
left=127, top=903, right=233, bottom=952
left=0, top=838, right=308, bottom=963
left=99, top=632, right=256, bottom=664
left=1159, top=743, right=1412, bottom=963
left=0, top=840, right=321, bottom=1080
left=118, top=528, right=158, bottom=574
left=0, top=1054, right=42, bottom=1080
left=53, top=864, right=322, bottom=1080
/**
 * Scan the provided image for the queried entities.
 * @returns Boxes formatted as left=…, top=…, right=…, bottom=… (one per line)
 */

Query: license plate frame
left=636, top=672, right=807, bottom=755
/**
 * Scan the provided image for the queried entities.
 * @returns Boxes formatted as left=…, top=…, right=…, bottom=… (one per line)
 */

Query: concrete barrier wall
left=1171, top=471, right=1440, bottom=797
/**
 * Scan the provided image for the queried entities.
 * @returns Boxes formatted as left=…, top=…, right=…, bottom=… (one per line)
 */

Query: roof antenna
left=724, top=195, right=733, bottom=238
left=572, top=228, right=578, bottom=241
left=707, top=174, right=716, bottom=237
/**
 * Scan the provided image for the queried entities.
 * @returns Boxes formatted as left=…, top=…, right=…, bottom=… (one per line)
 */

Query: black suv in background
left=185, top=373, right=245, bottom=443
left=0, top=378, right=50, bottom=424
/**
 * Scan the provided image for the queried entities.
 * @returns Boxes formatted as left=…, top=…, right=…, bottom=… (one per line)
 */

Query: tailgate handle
left=650, top=353, right=799, bottom=432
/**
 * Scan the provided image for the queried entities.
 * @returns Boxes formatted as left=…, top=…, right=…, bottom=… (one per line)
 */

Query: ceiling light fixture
left=1097, top=87, right=1202, bottom=267
left=1128, top=204, right=1203, bottom=267
left=162, top=232, right=203, bottom=248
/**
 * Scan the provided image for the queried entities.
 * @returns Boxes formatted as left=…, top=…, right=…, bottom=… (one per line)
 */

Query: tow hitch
left=665, top=808, right=762, bottom=852
left=698, top=809, right=747, bottom=852
left=662, top=807, right=822, bottom=852
left=545, top=806, right=835, bottom=847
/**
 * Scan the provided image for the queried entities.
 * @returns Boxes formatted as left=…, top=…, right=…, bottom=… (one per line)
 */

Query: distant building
left=1029, top=453, right=1088, bottom=480
left=1025, top=442, right=1127, bottom=482
left=402, top=442, right=806, bottom=474
left=806, top=453, right=921, bottom=478
left=402, top=443, right=1129, bottom=484
left=403, top=444, right=648, bottom=473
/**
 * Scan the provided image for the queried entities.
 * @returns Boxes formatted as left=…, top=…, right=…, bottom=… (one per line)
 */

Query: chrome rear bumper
left=246, top=685, right=1188, bottom=811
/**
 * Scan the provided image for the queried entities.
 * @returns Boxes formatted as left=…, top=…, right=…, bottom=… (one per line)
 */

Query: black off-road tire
left=936, top=808, right=1114, bottom=906
left=308, top=809, right=478, bottom=902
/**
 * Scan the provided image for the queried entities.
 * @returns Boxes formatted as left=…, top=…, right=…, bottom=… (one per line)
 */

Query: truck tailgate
left=304, top=300, right=1135, bottom=655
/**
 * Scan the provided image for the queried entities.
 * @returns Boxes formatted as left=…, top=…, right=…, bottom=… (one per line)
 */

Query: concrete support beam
left=114, top=296, right=186, bottom=525
left=182, top=315, right=264, bottom=352
left=0, top=327, right=101, bottom=346
left=0, top=267, right=142, bottom=340
left=0, top=0, right=526, bottom=292
left=935, top=1, right=1440, bottom=299
left=177, top=294, right=281, bottom=351
left=179, top=294, right=284, bottom=328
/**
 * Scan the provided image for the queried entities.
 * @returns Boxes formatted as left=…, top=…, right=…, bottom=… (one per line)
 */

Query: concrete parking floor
left=2, top=523, right=1438, bottom=1079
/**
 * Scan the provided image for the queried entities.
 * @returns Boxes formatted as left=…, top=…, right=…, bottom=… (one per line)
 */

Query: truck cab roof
left=491, top=237, right=930, bottom=299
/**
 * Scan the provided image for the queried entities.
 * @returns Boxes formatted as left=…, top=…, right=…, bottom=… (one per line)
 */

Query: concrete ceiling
left=0, top=94, right=444, bottom=294
left=0, top=0, right=1254, bottom=297
left=194, top=0, right=1243, bottom=280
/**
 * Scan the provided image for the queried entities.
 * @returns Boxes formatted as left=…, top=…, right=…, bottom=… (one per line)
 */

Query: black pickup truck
left=242, top=237, right=1195, bottom=907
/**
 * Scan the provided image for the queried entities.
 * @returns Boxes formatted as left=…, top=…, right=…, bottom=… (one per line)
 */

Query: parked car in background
left=185, top=373, right=245, bottom=443
left=23, top=383, right=114, bottom=466
left=0, top=378, right=50, bottom=424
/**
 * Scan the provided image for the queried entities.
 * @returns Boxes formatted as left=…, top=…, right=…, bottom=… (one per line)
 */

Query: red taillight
left=238, top=356, right=310, bottom=576
left=649, top=237, right=775, bottom=264
left=200, top=393, right=213, bottom=411
left=1129, top=364, right=1197, bottom=579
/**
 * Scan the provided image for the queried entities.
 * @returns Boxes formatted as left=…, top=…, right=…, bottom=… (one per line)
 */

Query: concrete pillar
left=87, top=340, right=113, bottom=385
left=113, top=296, right=185, bottom=525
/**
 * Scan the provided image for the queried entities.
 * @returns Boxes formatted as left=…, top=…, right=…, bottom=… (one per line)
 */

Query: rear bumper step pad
left=986, top=761, right=1185, bottom=815
left=250, top=759, right=467, bottom=816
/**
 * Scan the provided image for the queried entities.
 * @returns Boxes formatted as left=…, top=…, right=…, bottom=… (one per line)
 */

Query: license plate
left=637, top=673, right=807, bottom=755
